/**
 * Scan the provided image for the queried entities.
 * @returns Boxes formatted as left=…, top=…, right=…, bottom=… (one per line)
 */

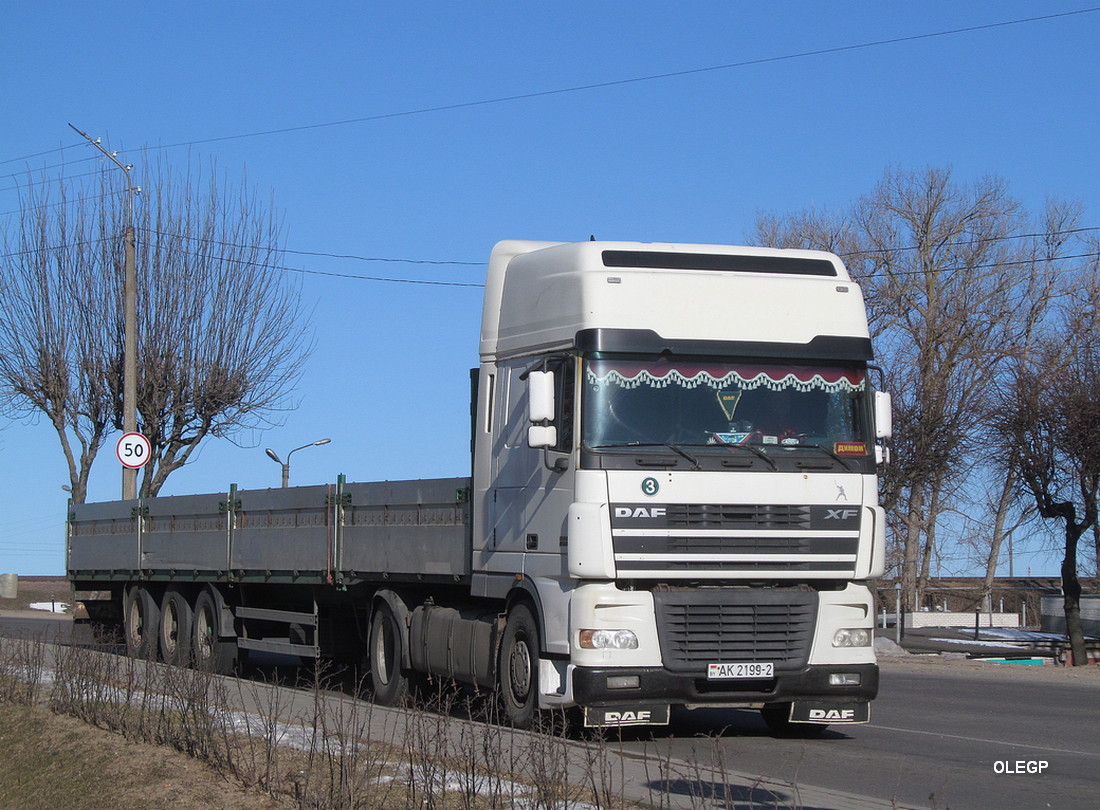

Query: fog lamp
left=829, top=672, right=862, bottom=686
left=606, top=675, right=641, bottom=689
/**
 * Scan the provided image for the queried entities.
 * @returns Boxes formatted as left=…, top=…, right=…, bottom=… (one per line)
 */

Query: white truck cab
left=472, top=240, right=888, bottom=729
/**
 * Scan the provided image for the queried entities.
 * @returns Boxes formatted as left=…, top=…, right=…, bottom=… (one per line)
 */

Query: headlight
left=578, top=629, right=639, bottom=650
left=832, top=628, right=872, bottom=648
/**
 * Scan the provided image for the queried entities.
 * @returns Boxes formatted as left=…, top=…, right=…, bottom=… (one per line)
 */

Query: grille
left=664, top=503, right=812, bottom=530
left=613, top=536, right=859, bottom=555
left=654, top=588, right=817, bottom=673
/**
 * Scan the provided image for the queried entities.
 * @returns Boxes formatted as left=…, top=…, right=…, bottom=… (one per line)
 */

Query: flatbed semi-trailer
left=70, top=239, right=890, bottom=731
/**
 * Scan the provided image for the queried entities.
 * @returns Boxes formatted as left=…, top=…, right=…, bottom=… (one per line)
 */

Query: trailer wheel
left=499, top=603, right=540, bottom=729
left=158, top=588, right=194, bottom=666
left=761, top=703, right=828, bottom=737
left=124, top=586, right=159, bottom=660
left=192, top=590, right=235, bottom=674
left=369, top=602, right=409, bottom=706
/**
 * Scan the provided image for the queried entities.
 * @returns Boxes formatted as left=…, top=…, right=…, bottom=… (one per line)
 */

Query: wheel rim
left=373, top=615, right=395, bottom=686
left=128, top=595, right=145, bottom=649
left=162, top=601, right=179, bottom=657
left=508, top=634, right=532, bottom=702
left=195, top=603, right=215, bottom=663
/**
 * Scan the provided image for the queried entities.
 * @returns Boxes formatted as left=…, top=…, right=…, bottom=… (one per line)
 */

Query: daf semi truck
left=68, top=239, right=891, bottom=732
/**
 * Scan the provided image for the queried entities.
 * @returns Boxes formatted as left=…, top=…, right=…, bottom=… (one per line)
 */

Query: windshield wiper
left=792, top=443, right=856, bottom=471
left=589, top=442, right=701, bottom=470
left=702, top=433, right=778, bottom=470
left=713, top=442, right=777, bottom=470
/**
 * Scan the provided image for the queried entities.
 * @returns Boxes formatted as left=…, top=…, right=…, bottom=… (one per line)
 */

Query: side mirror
left=874, top=391, right=892, bottom=439
left=528, top=370, right=555, bottom=423
left=528, top=425, right=558, bottom=449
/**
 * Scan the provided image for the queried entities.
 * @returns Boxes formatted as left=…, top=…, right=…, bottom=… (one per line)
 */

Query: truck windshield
left=582, top=357, right=870, bottom=456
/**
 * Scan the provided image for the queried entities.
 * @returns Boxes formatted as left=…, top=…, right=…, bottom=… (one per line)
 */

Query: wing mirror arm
left=526, top=370, right=569, bottom=473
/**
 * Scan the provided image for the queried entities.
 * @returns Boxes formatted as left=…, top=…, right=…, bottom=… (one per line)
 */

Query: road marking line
left=869, top=724, right=1098, bottom=758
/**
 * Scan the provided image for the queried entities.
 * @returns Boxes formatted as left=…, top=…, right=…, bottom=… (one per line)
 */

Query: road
left=3, top=614, right=1097, bottom=809
left=630, top=656, right=1100, bottom=809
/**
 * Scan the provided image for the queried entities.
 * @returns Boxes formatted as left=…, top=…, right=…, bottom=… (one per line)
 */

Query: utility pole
left=70, top=124, right=141, bottom=499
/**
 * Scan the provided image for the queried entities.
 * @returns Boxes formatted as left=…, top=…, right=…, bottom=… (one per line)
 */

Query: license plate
left=707, top=662, right=774, bottom=679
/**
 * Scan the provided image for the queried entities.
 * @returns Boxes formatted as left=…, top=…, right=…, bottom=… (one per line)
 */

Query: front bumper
left=572, top=662, right=878, bottom=709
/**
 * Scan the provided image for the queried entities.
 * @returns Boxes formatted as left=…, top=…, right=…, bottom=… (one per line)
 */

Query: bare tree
left=130, top=156, right=311, bottom=495
left=972, top=200, right=1078, bottom=601
left=0, top=155, right=311, bottom=500
left=753, top=167, right=1061, bottom=610
left=0, top=170, right=121, bottom=503
left=994, top=294, right=1100, bottom=665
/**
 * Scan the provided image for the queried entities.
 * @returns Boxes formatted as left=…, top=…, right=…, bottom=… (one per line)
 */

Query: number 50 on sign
left=116, top=432, right=151, bottom=469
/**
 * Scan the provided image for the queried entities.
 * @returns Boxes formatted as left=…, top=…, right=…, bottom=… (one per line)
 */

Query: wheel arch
left=504, top=579, right=546, bottom=653
left=196, top=584, right=235, bottom=639
left=371, top=588, right=413, bottom=670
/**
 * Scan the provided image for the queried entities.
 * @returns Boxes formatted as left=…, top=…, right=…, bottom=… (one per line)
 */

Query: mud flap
left=584, top=704, right=671, bottom=727
left=790, top=701, right=870, bottom=724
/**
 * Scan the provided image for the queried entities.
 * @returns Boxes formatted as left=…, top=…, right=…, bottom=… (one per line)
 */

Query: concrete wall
left=881, top=611, right=1020, bottom=629
left=1041, top=595, right=1100, bottom=636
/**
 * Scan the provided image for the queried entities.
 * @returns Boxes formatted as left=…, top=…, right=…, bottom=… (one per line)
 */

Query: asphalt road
left=0, top=612, right=72, bottom=643
left=3, top=615, right=1096, bottom=809
left=631, top=657, right=1100, bottom=809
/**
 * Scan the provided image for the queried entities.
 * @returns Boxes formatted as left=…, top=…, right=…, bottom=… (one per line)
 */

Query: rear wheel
left=124, top=586, right=159, bottom=659
left=192, top=590, right=236, bottom=674
left=499, top=603, right=540, bottom=729
left=369, top=602, right=409, bottom=706
left=158, top=588, right=193, bottom=666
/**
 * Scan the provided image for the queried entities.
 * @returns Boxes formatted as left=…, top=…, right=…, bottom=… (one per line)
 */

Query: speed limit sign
left=116, top=432, right=151, bottom=469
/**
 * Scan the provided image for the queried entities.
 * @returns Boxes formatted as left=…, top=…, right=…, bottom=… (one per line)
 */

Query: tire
left=761, top=702, right=828, bottom=738
left=499, top=603, right=540, bottom=729
left=369, top=602, right=409, bottom=706
left=159, top=588, right=194, bottom=666
left=192, top=589, right=236, bottom=674
left=124, top=586, right=160, bottom=660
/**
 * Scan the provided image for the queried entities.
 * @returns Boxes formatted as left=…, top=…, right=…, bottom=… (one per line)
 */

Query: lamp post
left=265, top=439, right=331, bottom=488
left=894, top=581, right=903, bottom=645
left=70, top=124, right=141, bottom=500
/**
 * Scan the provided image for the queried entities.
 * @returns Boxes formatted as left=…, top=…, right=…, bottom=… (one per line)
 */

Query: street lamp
left=265, top=439, right=331, bottom=488
left=70, top=123, right=141, bottom=500
left=894, top=581, right=903, bottom=645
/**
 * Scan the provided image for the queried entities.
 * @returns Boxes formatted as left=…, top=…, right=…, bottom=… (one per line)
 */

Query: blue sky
left=2, top=2, right=1097, bottom=576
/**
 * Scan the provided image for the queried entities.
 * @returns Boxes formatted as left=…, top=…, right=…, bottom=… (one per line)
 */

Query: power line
left=3, top=226, right=1097, bottom=287
left=0, top=154, right=101, bottom=186
left=5, top=7, right=1095, bottom=166
left=0, top=188, right=130, bottom=219
left=0, top=167, right=110, bottom=195
left=145, top=8, right=1100, bottom=151
left=872, top=250, right=1100, bottom=278
left=0, top=237, right=115, bottom=261
left=0, top=142, right=86, bottom=168
left=277, top=264, right=484, bottom=288
left=841, top=226, right=1100, bottom=259
left=139, top=228, right=482, bottom=266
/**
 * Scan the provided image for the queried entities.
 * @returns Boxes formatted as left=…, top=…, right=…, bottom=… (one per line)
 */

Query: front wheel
left=498, top=603, right=540, bottom=729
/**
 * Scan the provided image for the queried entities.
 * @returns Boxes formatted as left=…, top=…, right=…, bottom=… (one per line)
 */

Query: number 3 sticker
left=641, top=477, right=660, bottom=497
left=116, top=432, right=151, bottom=469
